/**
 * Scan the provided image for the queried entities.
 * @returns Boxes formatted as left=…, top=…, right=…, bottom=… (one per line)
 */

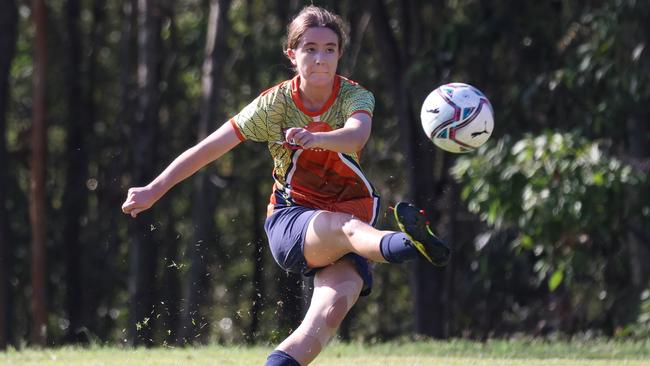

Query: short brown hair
left=285, top=5, right=347, bottom=54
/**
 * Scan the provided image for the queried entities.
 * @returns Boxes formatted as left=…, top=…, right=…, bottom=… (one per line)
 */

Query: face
left=287, top=27, right=341, bottom=87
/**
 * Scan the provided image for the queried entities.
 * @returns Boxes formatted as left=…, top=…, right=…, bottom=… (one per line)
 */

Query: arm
left=284, top=112, right=371, bottom=153
left=122, top=121, right=241, bottom=217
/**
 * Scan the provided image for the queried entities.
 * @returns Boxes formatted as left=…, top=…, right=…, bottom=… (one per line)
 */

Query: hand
left=121, top=185, right=159, bottom=218
left=284, top=127, right=321, bottom=150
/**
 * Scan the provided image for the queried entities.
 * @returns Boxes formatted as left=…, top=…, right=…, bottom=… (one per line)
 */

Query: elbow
left=352, top=141, right=366, bottom=153
left=344, top=139, right=366, bottom=154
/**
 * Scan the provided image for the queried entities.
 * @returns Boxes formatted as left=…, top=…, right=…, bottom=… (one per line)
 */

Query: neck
left=299, top=76, right=335, bottom=112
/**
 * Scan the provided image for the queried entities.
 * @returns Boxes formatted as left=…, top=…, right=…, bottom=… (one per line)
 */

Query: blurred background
left=0, top=0, right=649, bottom=348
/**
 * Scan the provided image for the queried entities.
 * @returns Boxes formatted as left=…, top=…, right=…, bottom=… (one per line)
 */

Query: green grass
left=2, top=339, right=650, bottom=366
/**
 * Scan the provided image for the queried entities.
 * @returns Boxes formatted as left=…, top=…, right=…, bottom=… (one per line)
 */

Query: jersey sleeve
left=342, top=86, right=374, bottom=119
left=231, top=90, right=284, bottom=142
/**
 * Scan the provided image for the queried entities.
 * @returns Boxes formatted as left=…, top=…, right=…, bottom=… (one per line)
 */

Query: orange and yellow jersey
left=230, top=75, right=380, bottom=225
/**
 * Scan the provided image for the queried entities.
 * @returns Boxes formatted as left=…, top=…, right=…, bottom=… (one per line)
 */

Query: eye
left=327, top=48, right=336, bottom=53
left=306, top=47, right=315, bottom=53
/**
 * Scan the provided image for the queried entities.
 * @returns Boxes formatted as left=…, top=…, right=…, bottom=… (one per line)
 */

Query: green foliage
left=453, top=132, right=643, bottom=288
left=631, top=290, right=650, bottom=338
left=452, top=132, right=648, bottom=333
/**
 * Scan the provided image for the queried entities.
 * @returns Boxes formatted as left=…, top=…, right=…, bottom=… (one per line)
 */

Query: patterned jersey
left=230, top=75, right=380, bottom=225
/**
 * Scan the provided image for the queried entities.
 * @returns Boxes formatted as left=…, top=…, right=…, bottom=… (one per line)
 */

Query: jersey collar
left=291, top=74, right=341, bottom=117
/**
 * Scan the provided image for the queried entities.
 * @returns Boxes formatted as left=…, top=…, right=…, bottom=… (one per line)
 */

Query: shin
left=274, top=260, right=362, bottom=365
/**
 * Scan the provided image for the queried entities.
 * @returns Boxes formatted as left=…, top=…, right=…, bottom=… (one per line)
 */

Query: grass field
left=2, top=339, right=650, bottom=366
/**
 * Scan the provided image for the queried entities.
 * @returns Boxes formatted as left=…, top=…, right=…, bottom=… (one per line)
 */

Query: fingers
left=285, top=128, right=318, bottom=149
left=121, top=199, right=137, bottom=216
left=284, top=128, right=300, bottom=145
left=122, top=200, right=145, bottom=218
left=122, top=187, right=148, bottom=218
left=122, top=188, right=135, bottom=213
left=123, top=203, right=144, bottom=218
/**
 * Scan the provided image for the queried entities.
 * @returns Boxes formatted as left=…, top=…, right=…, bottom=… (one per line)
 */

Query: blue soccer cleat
left=393, top=201, right=451, bottom=266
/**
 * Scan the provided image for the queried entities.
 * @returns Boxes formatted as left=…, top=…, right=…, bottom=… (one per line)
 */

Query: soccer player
left=121, top=5, right=450, bottom=366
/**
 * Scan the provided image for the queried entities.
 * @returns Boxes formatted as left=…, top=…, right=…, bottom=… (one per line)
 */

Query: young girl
left=122, top=6, right=450, bottom=365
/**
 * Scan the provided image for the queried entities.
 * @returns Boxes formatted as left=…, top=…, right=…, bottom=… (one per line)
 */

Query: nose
left=315, top=52, right=324, bottom=65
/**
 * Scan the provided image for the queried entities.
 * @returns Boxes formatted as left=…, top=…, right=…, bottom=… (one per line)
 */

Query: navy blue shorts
left=264, top=205, right=373, bottom=296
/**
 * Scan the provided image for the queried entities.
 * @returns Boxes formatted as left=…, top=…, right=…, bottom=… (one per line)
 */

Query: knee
left=339, top=216, right=366, bottom=240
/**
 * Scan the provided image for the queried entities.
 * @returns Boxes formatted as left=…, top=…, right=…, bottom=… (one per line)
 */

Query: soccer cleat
left=393, top=202, right=451, bottom=266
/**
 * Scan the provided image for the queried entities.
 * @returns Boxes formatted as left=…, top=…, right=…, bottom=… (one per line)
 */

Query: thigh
left=264, top=206, right=319, bottom=273
left=303, top=210, right=357, bottom=267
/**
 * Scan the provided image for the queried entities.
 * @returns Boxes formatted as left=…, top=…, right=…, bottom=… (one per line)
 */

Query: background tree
left=0, top=0, right=19, bottom=350
left=29, top=0, right=48, bottom=347
left=367, top=0, right=450, bottom=338
left=61, top=0, right=87, bottom=343
left=128, top=0, right=163, bottom=347
left=181, top=0, right=231, bottom=344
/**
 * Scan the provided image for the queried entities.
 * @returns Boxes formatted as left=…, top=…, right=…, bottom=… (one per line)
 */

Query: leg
left=304, top=203, right=451, bottom=268
left=303, top=211, right=391, bottom=267
left=273, top=258, right=363, bottom=365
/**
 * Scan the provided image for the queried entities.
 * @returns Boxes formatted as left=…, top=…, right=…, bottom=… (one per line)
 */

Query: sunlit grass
left=2, top=339, right=649, bottom=366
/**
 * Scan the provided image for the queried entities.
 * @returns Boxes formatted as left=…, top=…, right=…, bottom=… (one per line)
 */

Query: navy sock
left=379, top=232, right=419, bottom=263
left=264, top=350, right=301, bottom=366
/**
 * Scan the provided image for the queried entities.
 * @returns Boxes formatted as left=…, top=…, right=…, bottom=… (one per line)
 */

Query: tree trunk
left=155, top=0, right=182, bottom=346
left=367, top=0, right=416, bottom=195
left=247, top=182, right=265, bottom=342
left=276, top=271, right=304, bottom=337
left=159, top=210, right=181, bottom=345
left=129, top=0, right=162, bottom=347
left=73, top=0, right=106, bottom=341
left=368, top=0, right=448, bottom=338
left=62, top=0, right=87, bottom=343
left=625, top=8, right=650, bottom=330
left=89, top=0, right=136, bottom=342
left=0, top=0, right=18, bottom=350
left=240, top=0, right=266, bottom=344
left=340, top=2, right=370, bottom=77
left=180, top=0, right=231, bottom=344
left=30, top=0, right=48, bottom=346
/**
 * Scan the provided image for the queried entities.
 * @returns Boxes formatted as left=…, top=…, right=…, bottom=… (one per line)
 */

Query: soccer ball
left=420, top=82, right=494, bottom=153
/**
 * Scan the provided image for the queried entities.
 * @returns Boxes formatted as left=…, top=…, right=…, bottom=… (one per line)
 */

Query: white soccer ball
left=420, top=82, right=494, bottom=153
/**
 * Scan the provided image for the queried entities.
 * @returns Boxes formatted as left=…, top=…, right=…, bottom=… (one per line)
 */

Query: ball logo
left=470, top=121, right=490, bottom=138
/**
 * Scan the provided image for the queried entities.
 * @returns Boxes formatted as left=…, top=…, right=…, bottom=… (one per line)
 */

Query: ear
left=286, top=48, right=297, bottom=66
